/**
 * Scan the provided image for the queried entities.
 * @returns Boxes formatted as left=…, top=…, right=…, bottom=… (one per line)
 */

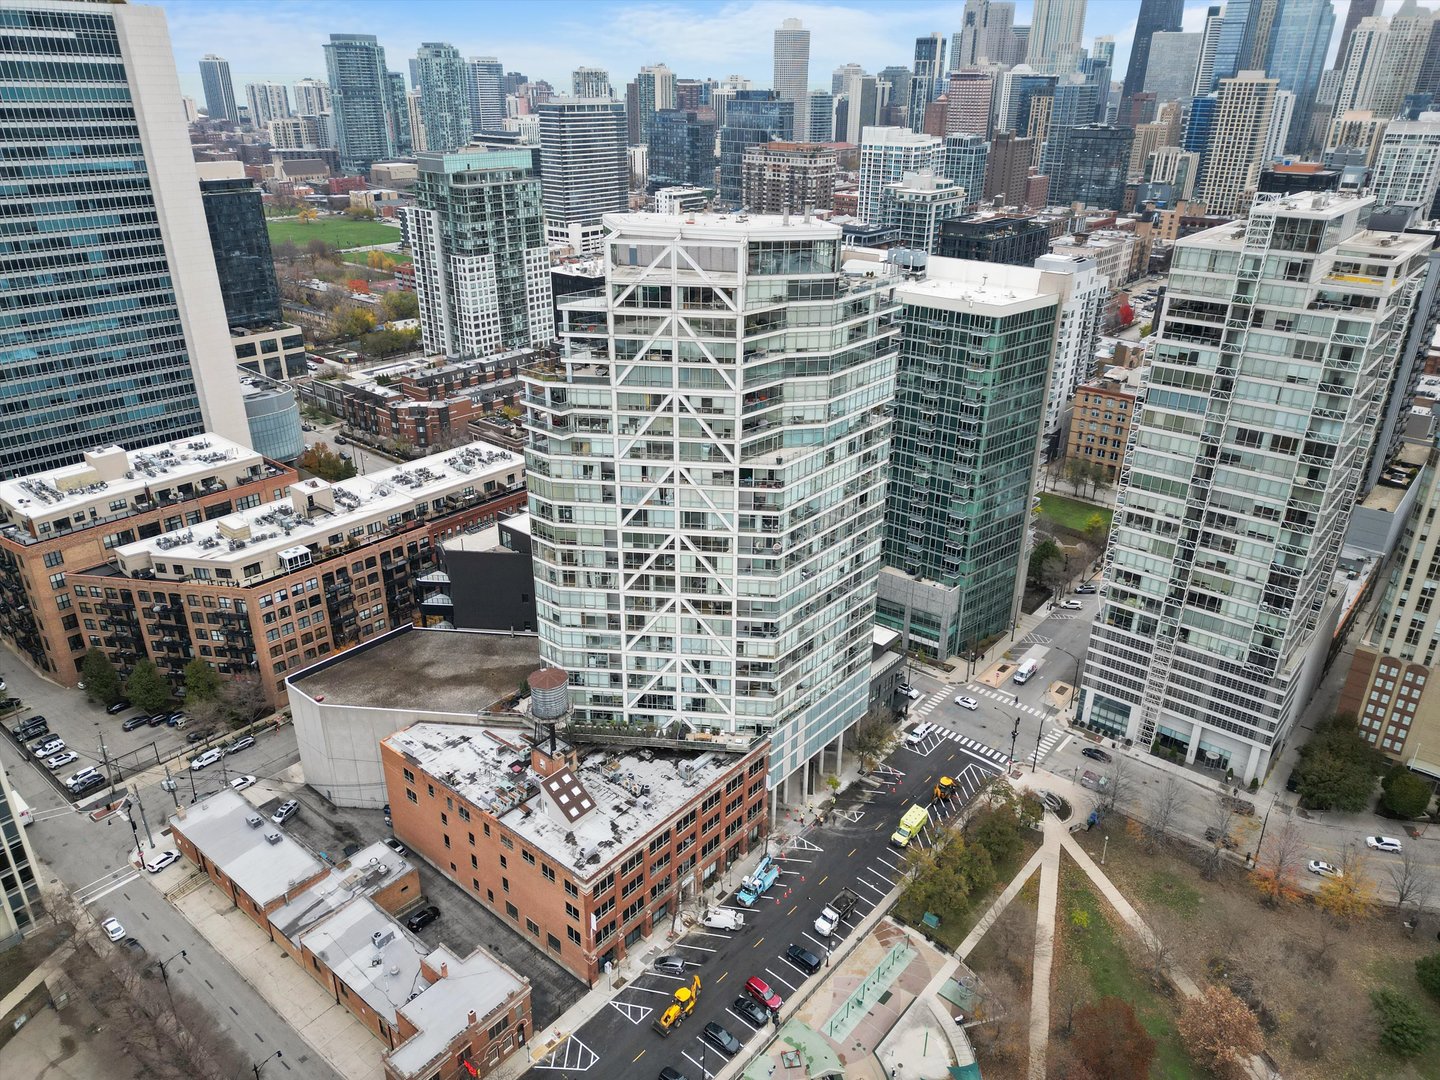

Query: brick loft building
left=56, top=436, right=525, bottom=705
left=170, top=790, right=530, bottom=1079
left=382, top=721, right=768, bottom=984
left=297, top=348, right=534, bottom=453
left=1064, top=365, right=1144, bottom=482
left=0, top=436, right=297, bottom=684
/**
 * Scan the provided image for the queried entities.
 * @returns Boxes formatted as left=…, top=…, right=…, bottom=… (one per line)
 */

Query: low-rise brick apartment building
left=171, top=789, right=530, bottom=1079
left=382, top=721, right=768, bottom=984
left=0, top=437, right=297, bottom=685
left=53, top=436, right=525, bottom=704
left=298, top=349, right=532, bottom=452
left=1064, top=365, right=1144, bottom=482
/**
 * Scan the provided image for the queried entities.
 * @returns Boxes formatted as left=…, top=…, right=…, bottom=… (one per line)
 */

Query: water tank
left=528, top=667, right=569, bottom=720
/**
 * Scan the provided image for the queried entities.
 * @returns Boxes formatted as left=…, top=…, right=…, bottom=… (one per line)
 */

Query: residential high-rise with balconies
left=293, top=77, right=332, bottom=115
left=910, top=33, right=947, bottom=130
left=857, top=127, right=943, bottom=224
left=1198, top=70, right=1278, bottom=215
left=741, top=143, right=836, bottom=214
left=0, top=0, right=249, bottom=475
left=246, top=82, right=291, bottom=129
left=404, top=149, right=554, bottom=358
left=538, top=99, right=629, bottom=253
left=467, top=57, right=505, bottom=134
left=325, top=34, right=394, bottom=171
left=0, top=761, right=41, bottom=944
left=1371, top=117, right=1440, bottom=213
left=414, top=42, right=472, bottom=153
left=572, top=67, right=613, bottom=100
left=1079, top=192, right=1430, bottom=783
left=523, top=213, right=900, bottom=795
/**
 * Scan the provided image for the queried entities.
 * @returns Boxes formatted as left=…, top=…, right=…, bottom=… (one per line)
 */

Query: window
left=406, top=789, right=417, bottom=804
left=565, top=901, right=580, bottom=920
left=547, top=933, right=562, bottom=952
left=567, top=926, right=582, bottom=945
left=522, top=849, right=536, bottom=865
left=542, top=864, right=556, bottom=882
left=505, top=902, right=518, bottom=919
left=43, top=550, right=64, bottom=568
left=564, top=878, right=578, bottom=896
left=526, top=918, right=539, bottom=936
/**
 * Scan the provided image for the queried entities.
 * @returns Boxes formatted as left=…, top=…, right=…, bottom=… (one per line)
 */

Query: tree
left=1293, top=714, right=1383, bottom=812
left=1381, top=766, right=1433, bottom=819
left=182, top=658, right=221, bottom=703
left=1098, top=751, right=1131, bottom=814
left=1386, top=845, right=1434, bottom=913
left=296, top=205, right=318, bottom=223
left=1417, top=953, right=1440, bottom=1002
left=298, top=442, right=357, bottom=482
left=1065, top=458, right=1090, bottom=497
left=852, top=715, right=893, bottom=773
left=1253, top=819, right=1306, bottom=907
left=1143, top=775, right=1188, bottom=852
left=343, top=204, right=376, bottom=219
left=1072, top=997, right=1156, bottom=1078
left=273, top=239, right=300, bottom=264
left=81, top=647, right=123, bottom=705
left=125, top=659, right=169, bottom=715
left=1201, top=794, right=1238, bottom=881
left=1027, top=538, right=1062, bottom=586
left=1315, top=845, right=1377, bottom=922
left=335, top=306, right=377, bottom=340
left=381, top=289, right=419, bottom=321
left=1371, top=988, right=1432, bottom=1056
left=1039, top=552, right=1070, bottom=602
left=1082, top=512, right=1109, bottom=546
left=1178, top=985, right=1265, bottom=1079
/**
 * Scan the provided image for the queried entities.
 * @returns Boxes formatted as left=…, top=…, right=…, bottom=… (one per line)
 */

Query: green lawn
left=1063, top=875, right=1198, bottom=1079
left=342, top=249, right=413, bottom=267
left=1038, top=493, right=1113, bottom=533
left=266, top=217, right=402, bottom=250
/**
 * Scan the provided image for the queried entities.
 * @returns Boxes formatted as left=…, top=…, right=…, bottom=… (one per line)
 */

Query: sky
left=158, top=0, right=1388, bottom=104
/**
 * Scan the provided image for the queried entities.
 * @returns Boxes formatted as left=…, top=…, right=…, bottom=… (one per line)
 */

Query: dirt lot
left=1071, top=817, right=1440, bottom=1080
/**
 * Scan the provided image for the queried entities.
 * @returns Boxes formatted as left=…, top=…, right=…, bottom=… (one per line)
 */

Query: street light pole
left=1008, top=715, right=1021, bottom=768
left=155, top=948, right=186, bottom=1012
left=252, top=1049, right=282, bottom=1080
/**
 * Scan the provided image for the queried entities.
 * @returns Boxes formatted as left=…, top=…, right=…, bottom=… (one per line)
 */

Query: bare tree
left=1143, top=776, right=1189, bottom=852
left=1253, top=819, right=1306, bottom=907
left=1099, top=752, right=1132, bottom=814
left=1387, top=845, right=1434, bottom=914
left=1201, top=795, right=1239, bottom=881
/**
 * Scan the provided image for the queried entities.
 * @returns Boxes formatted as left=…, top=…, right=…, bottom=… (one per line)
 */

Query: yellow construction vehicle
left=933, top=776, right=955, bottom=801
left=651, top=974, right=702, bottom=1036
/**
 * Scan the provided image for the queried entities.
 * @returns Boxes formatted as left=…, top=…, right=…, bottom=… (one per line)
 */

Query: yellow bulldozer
left=651, top=974, right=702, bottom=1036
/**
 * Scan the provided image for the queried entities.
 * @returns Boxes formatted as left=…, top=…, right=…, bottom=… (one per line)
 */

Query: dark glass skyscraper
left=647, top=109, right=718, bottom=190
left=717, top=91, right=794, bottom=205
left=1121, top=0, right=1184, bottom=102
left=1046, top=125, right=1134, bottom=209
left=199, top=176, right=282, bottom=327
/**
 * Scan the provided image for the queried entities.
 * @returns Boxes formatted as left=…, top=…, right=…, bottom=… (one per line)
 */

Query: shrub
left=1416, top=953, right=1440, bottom=1003
left=1248, top=777, right=1259, bottom=793
left=1371, top=988, right=1432, bottom=1056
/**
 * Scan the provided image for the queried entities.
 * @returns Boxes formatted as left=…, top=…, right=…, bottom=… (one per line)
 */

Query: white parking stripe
left=855, top=876, right=888, bottom=896
left=675, top=942, right=717, bottom=952
left=764, top=966, right=797, bottom=991
left=728, top=1006, right=764, bottom=1029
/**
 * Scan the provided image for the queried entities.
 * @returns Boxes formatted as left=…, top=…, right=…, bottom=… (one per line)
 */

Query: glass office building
left=199, top=175, right=283, bottom=327
left=0, top=1, right=248, bottom=477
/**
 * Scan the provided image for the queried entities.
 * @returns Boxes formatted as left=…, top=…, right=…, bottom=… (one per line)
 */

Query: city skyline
left=151, top=0, right=1382, bottom=106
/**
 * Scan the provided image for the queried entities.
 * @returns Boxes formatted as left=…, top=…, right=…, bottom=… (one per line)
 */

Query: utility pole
left=162, top=764, right=180, bottom=809
left=188, top=762, right=198, bottom=804
left=99, top=737, right=117, bottom=789
left=1008, top=715, right=1021, bottom=768
left=1032, top=716, right=1044, bottom=772
left=131, top=786, right=155, bottom=848
left=126, top=808, right=142, bottom=866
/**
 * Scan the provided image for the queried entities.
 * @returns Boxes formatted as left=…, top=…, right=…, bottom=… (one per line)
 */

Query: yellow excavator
left=933, top=776, right=955, bottom=801
left=651, top=974, right=702, bottom=1036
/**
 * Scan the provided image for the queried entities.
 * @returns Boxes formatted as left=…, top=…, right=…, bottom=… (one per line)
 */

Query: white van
left=1012, top=658, right=1039, bottom=685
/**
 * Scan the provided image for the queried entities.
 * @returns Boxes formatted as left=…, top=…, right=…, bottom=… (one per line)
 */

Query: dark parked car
left=105, top=699, right=132, bottom=715
left=14, top=719, right=47, bottom=741
left=1075, top=583, right=1099, bottom=594
left=658, top=1069, right=690, bottom=1080
left=186, top=728, right=215, bottom=744
left=731, top=996, right=769, bottom=1026
left=0, top=697, right=23, bottom=712
left=146, top=713, right=170, bottom=727
left=122, top=715, right=150, bottom=732
left=1080, top=747, right=1112, bottom=764
left=69, top=774, right=105, bottom=797
left=701, top=1021, right=743, bottom=1056
left=405, top=905, right=440, bottom=932
left=785, top=944, right=822, bottom=974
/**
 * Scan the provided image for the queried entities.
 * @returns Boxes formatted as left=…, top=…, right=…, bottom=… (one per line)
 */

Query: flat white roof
left=300, top=896, right=426, bottom=1025
left=602, top=210, right=840, bottom=241
left=388, top=944, right=526, bottom=1076
left=169, top=789, right=323, bottom=907
left=385, top=723, right=741, bottom=879
left=269, top=841, right=414, bottom=941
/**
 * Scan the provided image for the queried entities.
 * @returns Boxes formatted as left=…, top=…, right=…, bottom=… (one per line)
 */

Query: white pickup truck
left=701, top=907, right=745, bottom=931
left=814, top=887, right=859, bottom=937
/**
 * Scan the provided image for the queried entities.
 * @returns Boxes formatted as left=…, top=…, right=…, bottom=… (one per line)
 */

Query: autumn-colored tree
left=298, top=442, right=357, bottom=482
left=346, top=278, right=369, bottom=294
left=1253, top=820, right=1306, bottom=907
left=1072, top=997, right=1156, bottom=1078
left=1178, top=985, right=1265, bottom=1079
left=296, top=205, right=318, bottom=223
left=335, top=306, right=377, bottom=340
left=1315, top=846, right=1377, bottom=922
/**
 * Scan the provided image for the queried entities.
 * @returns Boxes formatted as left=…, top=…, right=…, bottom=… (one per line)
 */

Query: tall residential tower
left=773, top=19, right=811, bottom=141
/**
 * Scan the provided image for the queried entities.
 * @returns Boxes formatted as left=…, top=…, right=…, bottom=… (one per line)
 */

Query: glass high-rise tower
left=524, top=214, right=899, bottom=788
left=199, top=53, right=238, bottom=121
left=1080, top=193, right=1430, bottom=783
left=324, top=33, right=395, bottom=171
left=0, top=0, right=249, bottom=476
left=415, top=42, right=471, bottom=154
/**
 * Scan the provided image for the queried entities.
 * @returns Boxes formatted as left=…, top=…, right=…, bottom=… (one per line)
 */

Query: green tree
left=1083, top=512, right=1109, bottom=546
left=183, top=658, right=221, bottom=703
left=80, top=648, right=122, bottom=705
left=1382, top=767, right=1433, bottom=819
left=298, top=442, right=357, bottom=482
left=125, top=659, right=169, bottom=715
left=1416, top=953, right=1440, bottom=1002
left=1027, top=539, right=1062, bottom=586
left=380, top=289, right=418, bottom=321
left=343, top=204, right=377, bottom=220
left=1294, top=714, right=1383, bottom=812
left=968, top=806, right=1024, bottom=868
left=1372, top=988, right=1432, bottom=1056
left=335, top=306, right=377, bottom=340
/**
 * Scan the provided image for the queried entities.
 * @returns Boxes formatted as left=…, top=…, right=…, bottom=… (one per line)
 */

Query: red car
left=745, top=975, right=782, bottom=1011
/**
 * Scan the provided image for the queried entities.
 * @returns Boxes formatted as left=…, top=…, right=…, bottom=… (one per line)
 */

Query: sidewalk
left=912, top=609, right=1054, bottom=688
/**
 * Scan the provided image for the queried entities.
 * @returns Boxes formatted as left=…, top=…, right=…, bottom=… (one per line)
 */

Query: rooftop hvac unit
left=264, top=832, right=283, bottom=845
left=246, top=814, right=263, bottom=828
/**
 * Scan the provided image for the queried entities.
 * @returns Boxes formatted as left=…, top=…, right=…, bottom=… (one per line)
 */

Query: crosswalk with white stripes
left=963, top=683, right=1047, bottom=718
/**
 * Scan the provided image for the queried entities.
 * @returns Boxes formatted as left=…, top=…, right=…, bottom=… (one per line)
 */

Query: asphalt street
left=527, top=725, right=1008, bottom=1080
